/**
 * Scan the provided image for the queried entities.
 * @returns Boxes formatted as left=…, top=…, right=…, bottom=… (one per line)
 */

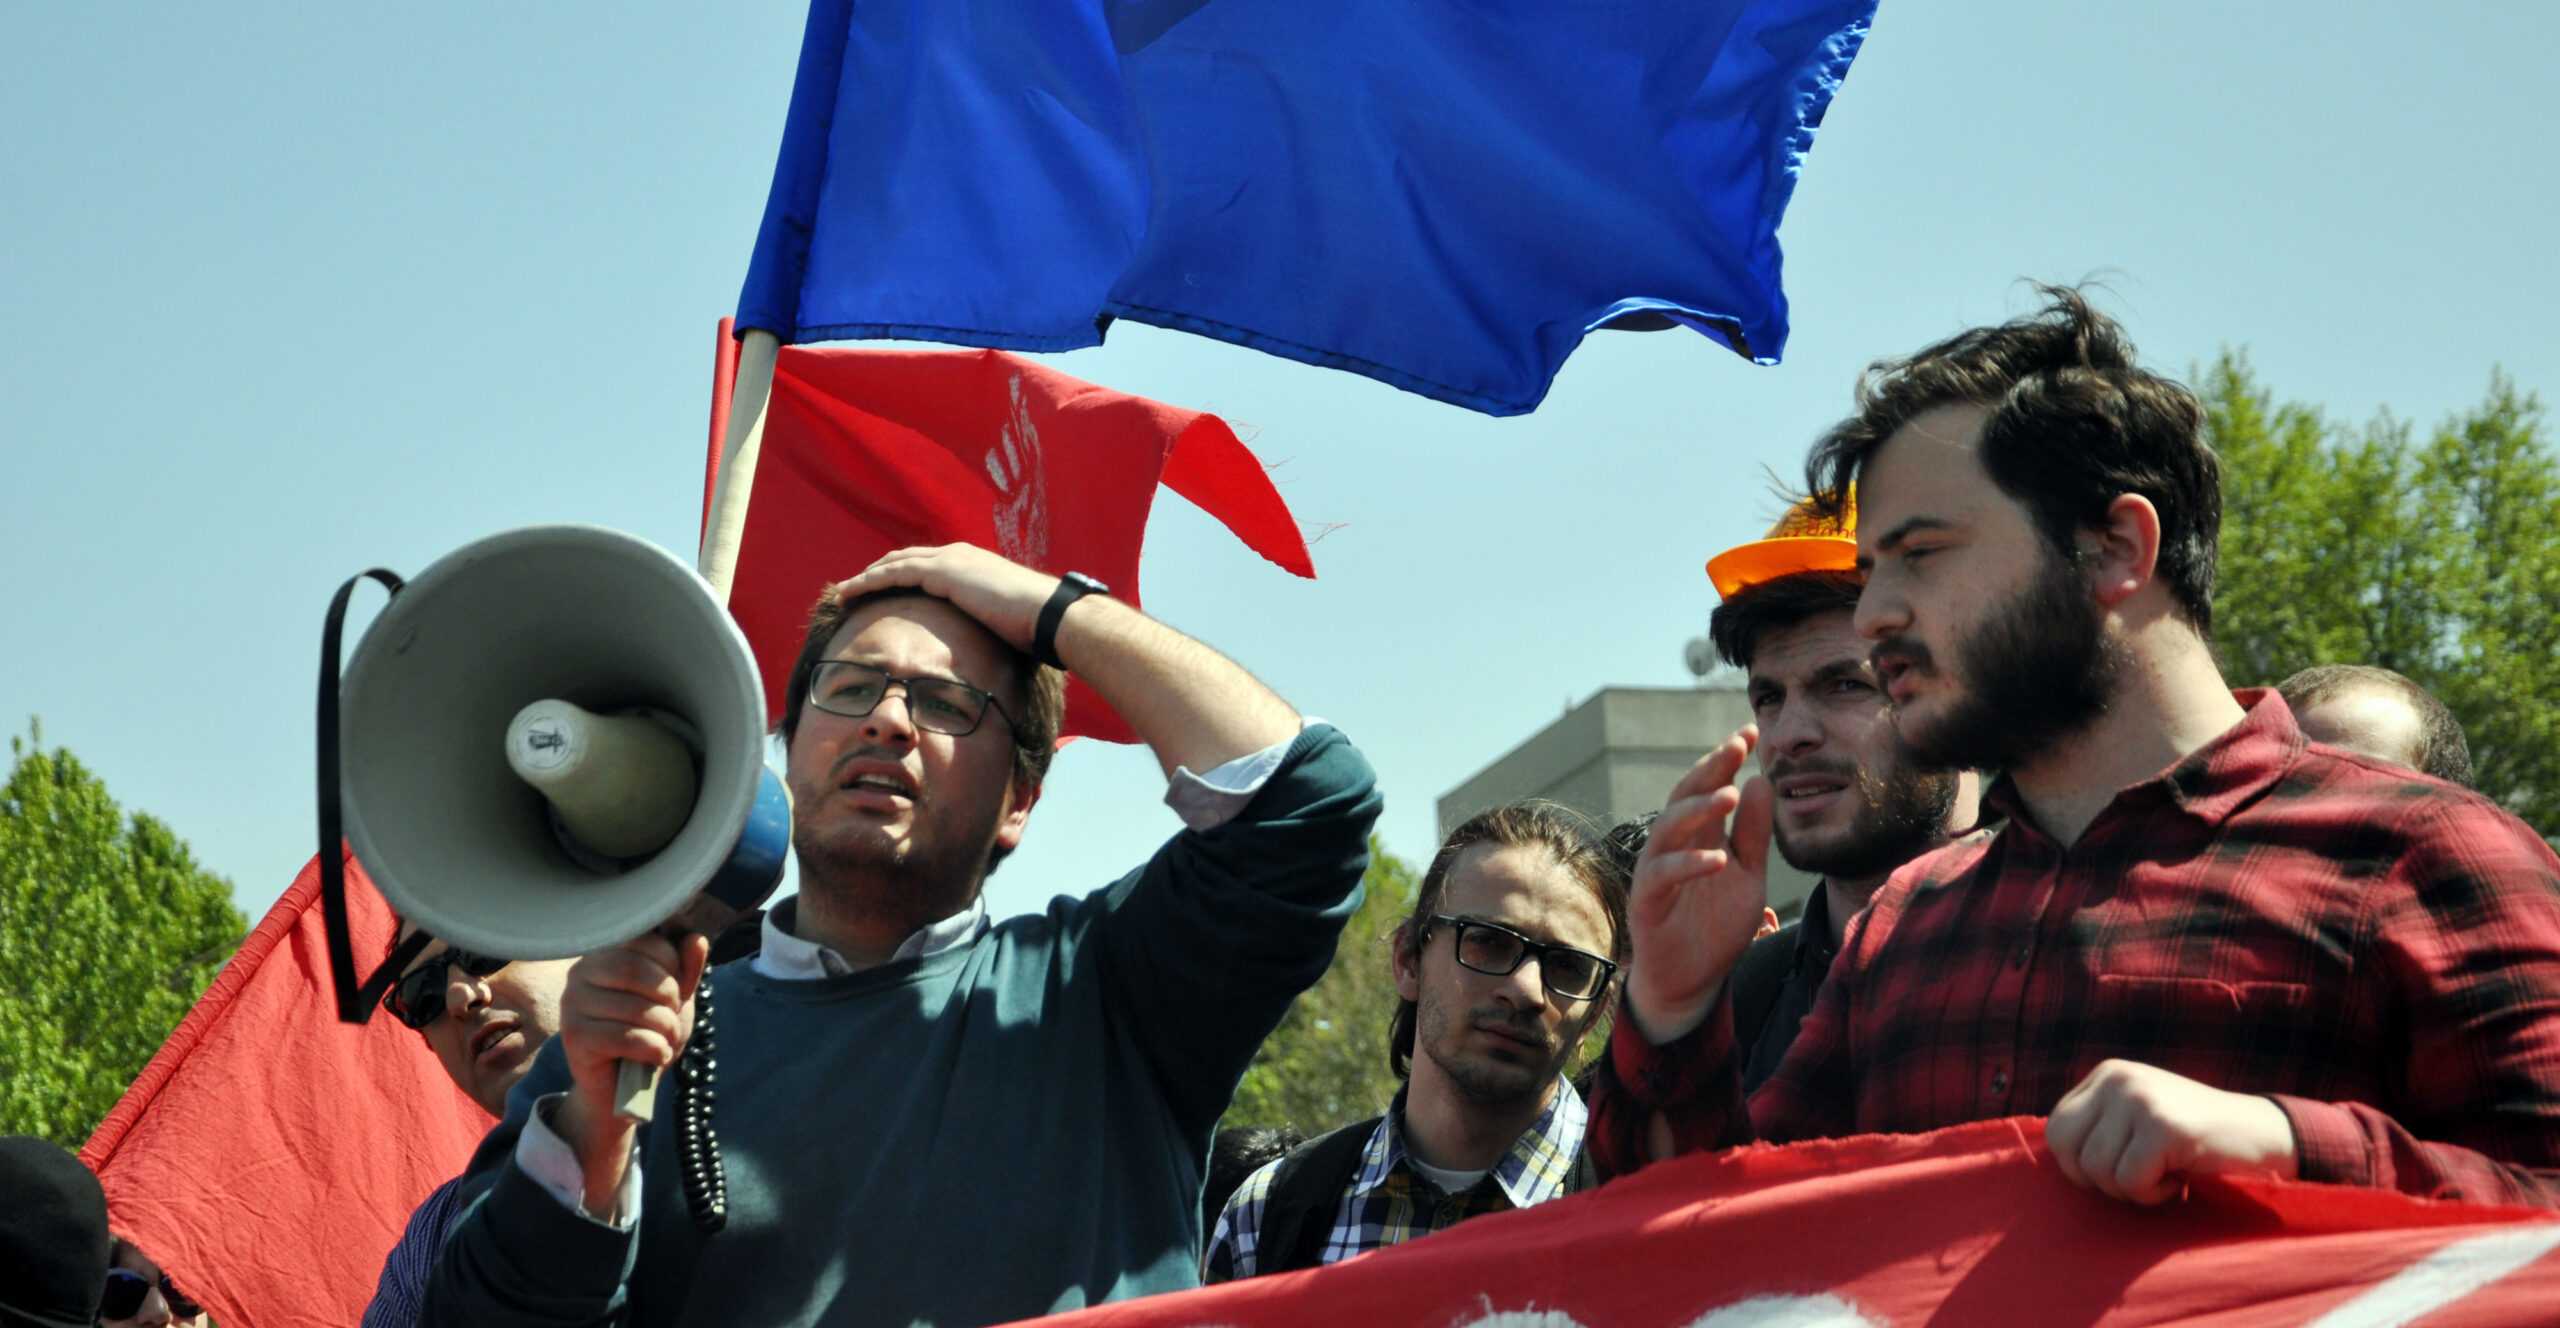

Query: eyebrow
left=1808, top=658, right=1874, bottom=690
left=830, top=656, right=973, bottom=688
left=1458, top=913, right=1597, bottom=953
left=1857, top=515, right=1955, bottom=569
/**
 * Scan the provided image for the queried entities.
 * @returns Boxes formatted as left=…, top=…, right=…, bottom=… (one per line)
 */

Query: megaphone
left=314, top=524, right=790, bottom=1121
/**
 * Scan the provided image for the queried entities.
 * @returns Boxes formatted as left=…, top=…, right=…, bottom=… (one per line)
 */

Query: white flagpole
left=698, top=328, right=781, bottom=600
left=615, top=326, right=783, bottom=1123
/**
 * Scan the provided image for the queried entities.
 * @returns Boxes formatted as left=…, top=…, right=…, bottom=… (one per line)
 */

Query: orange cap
left=1704, top=489, right=1859, bottom=600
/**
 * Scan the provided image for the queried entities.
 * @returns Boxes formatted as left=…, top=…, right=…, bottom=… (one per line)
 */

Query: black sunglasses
left=100, top=1268, right=201, bottom=1320
left=1426, top=914, right=1619, bottom=1001
left=382, top=946, right=510, bottom=1030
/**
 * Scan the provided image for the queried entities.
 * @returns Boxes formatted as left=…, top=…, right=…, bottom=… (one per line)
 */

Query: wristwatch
left=1033, top=572, right=1109, bottom=670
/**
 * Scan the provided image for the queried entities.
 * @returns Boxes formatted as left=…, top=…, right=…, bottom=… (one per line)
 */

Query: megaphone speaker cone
left=338, top=525, right=769, bottom=961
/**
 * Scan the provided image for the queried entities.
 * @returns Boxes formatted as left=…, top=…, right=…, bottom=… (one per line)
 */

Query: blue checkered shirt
left=1204, top=1079, right=1587, bottom=1280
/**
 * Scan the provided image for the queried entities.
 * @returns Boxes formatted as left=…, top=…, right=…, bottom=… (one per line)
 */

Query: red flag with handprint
left=721, top=341, right=1315, bottom=743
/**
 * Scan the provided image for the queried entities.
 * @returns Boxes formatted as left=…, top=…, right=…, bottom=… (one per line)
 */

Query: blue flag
left=738, top=1, right=1876, bottom=416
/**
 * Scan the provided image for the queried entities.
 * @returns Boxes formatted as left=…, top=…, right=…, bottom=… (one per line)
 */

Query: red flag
left=725, top=343, right=1316, bottom=744
left=1022, top=1119, right=2560, bottom=1326
left=81, top=852, right=491, bottom=1328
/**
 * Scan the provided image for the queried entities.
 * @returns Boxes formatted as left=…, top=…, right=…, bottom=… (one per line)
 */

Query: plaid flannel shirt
left=1593, top=690, right=2560, bottom=1208
left=1204, top=1080, right=1586, bottom=1280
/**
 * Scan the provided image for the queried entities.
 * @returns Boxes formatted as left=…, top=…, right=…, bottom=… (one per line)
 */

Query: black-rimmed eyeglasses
left=806, top=660, right=1014, bottom=737
left=382, top=947, right=509, bottom=1031
left=1426, top=914, right=1619, bottom=1001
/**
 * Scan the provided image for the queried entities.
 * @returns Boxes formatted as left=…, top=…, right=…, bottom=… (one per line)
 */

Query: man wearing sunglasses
left=425, top=543, right=1379, bottom=1327
left=96, top=1239, right=202, bottom=1328
left=1205, top=800, right=1624, bottom=1280
left=361, top=927, right=574, bottom=1328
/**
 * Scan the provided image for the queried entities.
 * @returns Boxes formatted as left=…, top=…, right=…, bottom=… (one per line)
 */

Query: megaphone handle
left=614, top=1061, right=661, bottom=1122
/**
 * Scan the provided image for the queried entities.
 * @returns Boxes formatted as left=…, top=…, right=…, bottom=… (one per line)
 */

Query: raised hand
left=828, top=544, right=1060, bottom=655
left=1624, top=726, right=1774, bottom=1043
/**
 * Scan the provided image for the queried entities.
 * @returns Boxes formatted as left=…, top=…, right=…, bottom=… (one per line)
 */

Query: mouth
left=1773, top=773, right=1852, bottom=813
left=1873, top=651, right=1922, bottom=704
left=834, top=759, right=919, bottom=805
left=1473, top=1022, right=1546, bottom=1056
left=470, top=1019, right=519, bottom=1065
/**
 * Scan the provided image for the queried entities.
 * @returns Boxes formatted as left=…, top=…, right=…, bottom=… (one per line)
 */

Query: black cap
left=0, top=1135, right=112, bottom=1328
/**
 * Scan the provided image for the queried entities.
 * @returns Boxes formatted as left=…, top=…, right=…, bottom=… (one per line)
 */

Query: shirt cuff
left=1608, top=987, right=1734, bottom=1109
left=518, top=1093, right=644, bottom=1229
left=2269, top=1093, right=2372, bottom=1187
left=1163, top=718, right=1319, bottom=831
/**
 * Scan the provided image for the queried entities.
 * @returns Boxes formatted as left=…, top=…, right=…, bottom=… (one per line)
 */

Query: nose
left=858, top=686, right=920, bottom=748
left=136, top=1287, right=172, bottom=1326
left=1764, top=693, right=1826, bottom=759
left=1852, top=571, right=1906, bottom=643
left=1491, top=953, right=1555, bottom=1016
left=444, top=970, right=492, bottom=1025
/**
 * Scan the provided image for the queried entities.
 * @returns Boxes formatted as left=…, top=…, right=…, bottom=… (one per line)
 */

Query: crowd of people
left=7, top=287, right=2554, bottom=1327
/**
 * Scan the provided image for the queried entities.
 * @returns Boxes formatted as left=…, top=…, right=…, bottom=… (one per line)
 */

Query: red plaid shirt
left=1593, top=691, right=2560, bottom=1208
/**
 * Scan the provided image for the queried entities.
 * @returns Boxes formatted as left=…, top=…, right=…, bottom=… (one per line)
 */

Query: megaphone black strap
left=318, top=567, right=422, bottom=1024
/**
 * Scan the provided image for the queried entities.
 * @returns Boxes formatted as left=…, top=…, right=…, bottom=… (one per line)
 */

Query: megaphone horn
left=314, top=525, right=790, bottom=1115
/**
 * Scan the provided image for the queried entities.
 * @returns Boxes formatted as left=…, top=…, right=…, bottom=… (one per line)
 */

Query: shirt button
left=1990, top=1070, right=2010, bottom=1096
left=2011, top=946, right=2030, bottom=969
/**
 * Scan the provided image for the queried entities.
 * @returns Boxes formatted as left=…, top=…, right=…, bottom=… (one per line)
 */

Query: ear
left=1390, top=921, right=1423, bottom=1002
left=2088, top=493, right=2161, bottom=609
left=992, top=777, right=1040, bottom=854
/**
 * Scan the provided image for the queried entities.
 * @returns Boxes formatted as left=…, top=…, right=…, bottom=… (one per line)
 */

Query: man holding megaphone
left=423, top=543, right=1381, bottom=1328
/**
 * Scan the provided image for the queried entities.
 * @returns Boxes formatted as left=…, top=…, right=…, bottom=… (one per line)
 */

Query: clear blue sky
left=6, top=4, right=2554, bottom=924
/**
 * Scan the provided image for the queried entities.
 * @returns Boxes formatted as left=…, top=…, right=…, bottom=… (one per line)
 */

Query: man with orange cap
left=1699, top=495, right=1980, bottom=1092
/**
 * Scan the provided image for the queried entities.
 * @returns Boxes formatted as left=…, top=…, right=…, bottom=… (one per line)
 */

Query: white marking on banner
left=2306, top=1224, right=2560, bottom=1327
left=1684, top=1294, right=1881, bottom=1327
left=987, top=372, right=1050, bottom=565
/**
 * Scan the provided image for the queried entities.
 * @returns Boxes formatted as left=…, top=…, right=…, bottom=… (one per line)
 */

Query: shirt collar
left=1356, top=1078, right=1588, bottom=1208
left=1795, top=884, right=1838, bottom=970
left=1981, top=688, right=2303, bottom=842
left=752, top=894, right=988, bottom=980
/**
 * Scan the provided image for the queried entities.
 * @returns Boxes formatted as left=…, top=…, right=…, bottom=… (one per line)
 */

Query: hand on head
left=828, top=545, right=1061, bottom=654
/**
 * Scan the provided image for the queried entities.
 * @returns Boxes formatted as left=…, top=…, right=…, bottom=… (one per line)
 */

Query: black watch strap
left=1033, top=572, right=1108, bottom=670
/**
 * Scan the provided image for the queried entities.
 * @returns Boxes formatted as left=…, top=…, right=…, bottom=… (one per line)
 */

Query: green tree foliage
left=1223, top=837, right=1418, bottom=1134
left=0, top=723, right=247, bottom=1147
left=2206, top=356, right=2560, bottom=831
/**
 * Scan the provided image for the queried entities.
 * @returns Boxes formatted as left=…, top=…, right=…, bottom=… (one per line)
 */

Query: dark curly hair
left=1805, top=284, right=2221, bottom=633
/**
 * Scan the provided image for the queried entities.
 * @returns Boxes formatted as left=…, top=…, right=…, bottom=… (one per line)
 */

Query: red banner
left=81, top=853, right=491, bottom=1328
left=1024, top=1119, right=2560, bottom=1327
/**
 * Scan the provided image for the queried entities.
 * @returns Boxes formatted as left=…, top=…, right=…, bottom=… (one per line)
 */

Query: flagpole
left=699, top=328, right=780, bottom=600
left=610, top=325, right=782, bottom=1125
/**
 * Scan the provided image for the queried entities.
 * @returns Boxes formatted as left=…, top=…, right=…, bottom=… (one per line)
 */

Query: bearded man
left=424, top=544, right=1380, bottom=1326
left=1701, top=500, right=1980, bottom=1091
left=1595, top=288, right=2560, bottom=1210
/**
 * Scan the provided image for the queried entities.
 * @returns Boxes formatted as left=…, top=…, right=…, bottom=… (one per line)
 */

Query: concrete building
left=1436, top=686, right=1820, bottom=918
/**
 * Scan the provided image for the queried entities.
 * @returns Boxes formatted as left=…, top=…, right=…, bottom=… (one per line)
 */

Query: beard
left=1771, top=758, right=1961, bottom=881
left=1417, top=994, right=1576, bottom=1107
left=790, top=781, right=1006, bottom=938
left=1879, top=545, right=2124, bottom=773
